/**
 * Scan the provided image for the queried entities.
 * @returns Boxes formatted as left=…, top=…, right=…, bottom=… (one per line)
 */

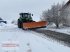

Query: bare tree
left=41, top=3, right=65, bottom=28
left=52, top=3, right=62, bottom=28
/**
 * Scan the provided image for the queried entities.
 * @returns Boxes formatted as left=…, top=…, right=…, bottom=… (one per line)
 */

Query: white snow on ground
left=0, top=22, right=6, bottom=27
left=42, top=23, right=70, bottom=35
left=0, top=23, right=70, bottom=52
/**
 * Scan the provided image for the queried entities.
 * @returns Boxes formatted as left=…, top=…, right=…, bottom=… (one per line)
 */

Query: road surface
left=34, top=29, right=70, bottom=47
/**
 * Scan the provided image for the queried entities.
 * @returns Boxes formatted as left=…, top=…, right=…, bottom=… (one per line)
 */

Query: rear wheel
left=18, top=19, right=22, bottom=28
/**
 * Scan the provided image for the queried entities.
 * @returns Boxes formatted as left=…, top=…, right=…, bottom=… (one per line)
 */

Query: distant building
left=60, top=0, right=70, bottom=26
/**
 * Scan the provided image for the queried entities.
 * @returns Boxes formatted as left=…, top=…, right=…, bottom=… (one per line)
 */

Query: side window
left=20, top=14, right=24, bottom=18
left=28, top=14, right=31, bottom=18
left=25, top=14, right=28, bottom=17
left=20, top=15, right=22, bottom=17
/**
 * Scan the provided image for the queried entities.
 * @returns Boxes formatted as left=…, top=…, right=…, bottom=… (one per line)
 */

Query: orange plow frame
left=22, top=21, right=48, bottom=29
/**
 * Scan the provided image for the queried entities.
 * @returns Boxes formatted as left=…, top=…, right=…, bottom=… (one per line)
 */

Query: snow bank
left=43, top=23, right=70, bottom=35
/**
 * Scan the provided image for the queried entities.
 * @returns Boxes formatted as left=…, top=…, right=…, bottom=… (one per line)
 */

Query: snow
left=43, top=23, right=70, bottom=35
left=0, top=23, right=70, bottom=52
left=0, top=22, right=6, bottom=27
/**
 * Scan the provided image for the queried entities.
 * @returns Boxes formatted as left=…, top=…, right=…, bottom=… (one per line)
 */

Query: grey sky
left=0, top=0, right=68, bottom=21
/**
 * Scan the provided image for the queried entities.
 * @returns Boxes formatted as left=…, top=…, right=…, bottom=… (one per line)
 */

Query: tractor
left=18, top=13, right=47, bottom=30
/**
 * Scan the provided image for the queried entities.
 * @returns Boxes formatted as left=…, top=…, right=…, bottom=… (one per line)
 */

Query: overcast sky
left=0, top=0, right=68, bottom=21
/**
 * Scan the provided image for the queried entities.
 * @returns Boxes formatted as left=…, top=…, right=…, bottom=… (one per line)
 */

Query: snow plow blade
left=22, top=21, right=47, bottom=29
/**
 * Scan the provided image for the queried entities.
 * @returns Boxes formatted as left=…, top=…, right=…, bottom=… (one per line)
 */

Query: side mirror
left=32, top=14, right=33, bottom=16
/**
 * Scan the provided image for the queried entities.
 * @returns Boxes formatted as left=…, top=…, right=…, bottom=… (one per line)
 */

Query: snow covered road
left=0, top=24, right=70, bottom=52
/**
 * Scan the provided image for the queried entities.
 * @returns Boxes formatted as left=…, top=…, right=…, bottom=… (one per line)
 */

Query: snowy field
left=0, top=23, right=70, bottom=52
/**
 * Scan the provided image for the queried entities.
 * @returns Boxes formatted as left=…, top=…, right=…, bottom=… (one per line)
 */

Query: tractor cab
left=18, top=13, right=33, bottom=22
left=20, top=13, right=32, bottom=18
left=18, top=13, right=33, bottom=28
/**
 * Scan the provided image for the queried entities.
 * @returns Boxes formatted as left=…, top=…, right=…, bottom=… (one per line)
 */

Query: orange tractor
left=18, top=13, right=48, bottom=30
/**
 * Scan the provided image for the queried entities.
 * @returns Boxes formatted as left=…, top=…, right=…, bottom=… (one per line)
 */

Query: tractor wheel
left=18, top=19, right=22, bottom=28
